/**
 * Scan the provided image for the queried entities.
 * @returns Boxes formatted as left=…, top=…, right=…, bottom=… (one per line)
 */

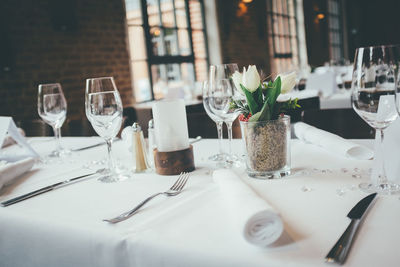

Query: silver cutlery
left=104, top=172, right=190, bottom=224
left=1, top=171, right=101, bottom=207
left=325, top=193, right=377, bottom=265
left=71, top=138, right=121, bottom=152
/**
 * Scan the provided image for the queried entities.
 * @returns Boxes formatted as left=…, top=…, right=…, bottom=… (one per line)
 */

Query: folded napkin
left=0, top=157, right=35, bottom=190
left=1, top=128, right=25, bottom=148
left=213, top=169, right=283, bottom=247
left=293, top=122, right=373, bottom=160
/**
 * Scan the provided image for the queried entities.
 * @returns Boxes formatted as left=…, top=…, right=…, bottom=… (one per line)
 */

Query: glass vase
left=240, top=115, right=291, bottom=179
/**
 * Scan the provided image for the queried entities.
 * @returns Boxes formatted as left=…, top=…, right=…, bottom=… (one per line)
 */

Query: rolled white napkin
left=0, top=157, right=35, bottom=190
left=213, top=169, right=283, bottom=247
left=293, top=122, right=373, bottom=160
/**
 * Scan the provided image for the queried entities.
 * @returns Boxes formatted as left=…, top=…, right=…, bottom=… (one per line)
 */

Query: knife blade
left=1, top=171, right=97, bottom=207
left=70, top=138, right=122, bottom=152
left=325, top=193, right=377, bottom=265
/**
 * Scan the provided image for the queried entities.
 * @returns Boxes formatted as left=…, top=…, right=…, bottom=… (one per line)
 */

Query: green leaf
left=248, top=111, right=261, bottom=122
left=258, top=98, right=271, bottom=121
left=248, top=100, right=270, bottom=122
left=240, top=84, right=259, bottom=115
left=264, top=77, right=281, bottom=115
left=252, top=87, right=263, bottom=107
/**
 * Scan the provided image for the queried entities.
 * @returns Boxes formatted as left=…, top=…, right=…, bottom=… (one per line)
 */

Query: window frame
left=266, top=0, right=300, bottom=74
left=326, top=0, right=344, bottom=60
left=127, top=0, right=209, bottom=102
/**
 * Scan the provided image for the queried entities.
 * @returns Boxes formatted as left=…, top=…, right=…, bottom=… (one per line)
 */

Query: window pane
left=194, top=58, right=207, bottom=81
left=128, top=26, right=147, bottom=61
left=165, top=28, right=179, bottom=55
left=147, top=0, right=160, bottom=26
left=132, top=61, right=152, bottom=102
left=152, top=63, right=195, bottom=100
left=150, top=27, right=165, bottom=56
left=160, top=0, right=175, bottom=27
left=192, top=30, right=206, bottom=58
left=125, top=0, right=142, bottom=24
left=175, top=0, right=188, bottom=28
left=177, top=29, right=191, bottom=56
left=189, top=0, right=203, bottom=30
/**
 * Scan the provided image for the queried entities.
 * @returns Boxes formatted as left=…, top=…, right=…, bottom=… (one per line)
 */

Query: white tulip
left=242, top=65, right=261, bottom=92
left=278, top=71, right=297, bottom=94
left=231, top=70, right=243, bottom=92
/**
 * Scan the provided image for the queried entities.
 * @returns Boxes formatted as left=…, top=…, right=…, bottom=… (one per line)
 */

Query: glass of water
left=85, top=77, right=126, bottom=182
left=37, top=83, right=68, bottom=157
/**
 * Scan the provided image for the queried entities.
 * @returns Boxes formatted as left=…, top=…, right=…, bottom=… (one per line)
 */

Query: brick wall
left=0, top=0, right=133, bottom=127
left=216, top=0, right=271, bottom=73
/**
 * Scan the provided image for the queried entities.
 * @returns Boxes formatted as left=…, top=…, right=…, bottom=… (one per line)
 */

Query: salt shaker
left=132, top=122, right=150, bottom=172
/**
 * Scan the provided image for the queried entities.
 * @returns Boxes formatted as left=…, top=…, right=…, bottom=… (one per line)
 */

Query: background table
left=0, top=138, right=399, bottom=267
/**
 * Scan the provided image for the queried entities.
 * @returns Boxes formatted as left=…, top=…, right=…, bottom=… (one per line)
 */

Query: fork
left=103, top=172, right=190, bottom=224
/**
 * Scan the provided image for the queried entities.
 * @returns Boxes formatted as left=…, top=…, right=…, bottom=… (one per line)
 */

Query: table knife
left=325, top=193, right=377, bottom=265
left=71, top=138, right=121, bottom=152
left=1, top=172, right=97, bottom=207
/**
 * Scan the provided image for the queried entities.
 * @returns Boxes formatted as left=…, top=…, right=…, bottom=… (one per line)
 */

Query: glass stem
left=226, top=121, right=233, bottom=156
left=216, top=121, right=224, bottom=155
left=378, top=129, right=388, bottom=185
left=53, top=126, right=62, bottom=153
left=106, top=139, right=115, bottom=172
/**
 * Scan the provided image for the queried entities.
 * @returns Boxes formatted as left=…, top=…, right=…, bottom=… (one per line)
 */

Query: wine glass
left=85, top=77, right=126, bottom=182
left=37, top=83, right=69, bottom=157
left=202, top=80, right=226, bottom=161
left=208, top=77, right=241, bottom=167
left=209, top=63, right=242, bottom=164
left=352, top=45, right=400, bottom=194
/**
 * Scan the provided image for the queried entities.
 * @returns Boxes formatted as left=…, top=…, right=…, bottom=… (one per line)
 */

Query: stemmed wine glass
left=209, top=63, right=242, bottom=164
left=38, top=83, right=69, bottom=158
left=85, top=77, right=126, bottom=183
left=352, top=45, right=400, bottom=194
left=208, top=77, right=241, bottom=167
left=202, top=80, right=226, bottom=161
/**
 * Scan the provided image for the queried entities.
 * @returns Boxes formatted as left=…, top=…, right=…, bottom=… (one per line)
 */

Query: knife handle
left=1, top=186, right=53, bottom=207
left=325, top=219, right=361, bottom=265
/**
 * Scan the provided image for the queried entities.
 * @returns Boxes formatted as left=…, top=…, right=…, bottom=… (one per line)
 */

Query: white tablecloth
left=0, top=137, right=399, bottom=267
left=320, top=91, right=352, bottom=109
left=283, top=89, right=352, bottom=110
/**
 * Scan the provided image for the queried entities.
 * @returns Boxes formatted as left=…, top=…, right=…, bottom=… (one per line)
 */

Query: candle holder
left=153, top=145, right=195, bottom=175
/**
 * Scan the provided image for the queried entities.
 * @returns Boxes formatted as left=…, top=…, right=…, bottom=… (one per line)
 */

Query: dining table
left=0, top=137, right=399, bottom=267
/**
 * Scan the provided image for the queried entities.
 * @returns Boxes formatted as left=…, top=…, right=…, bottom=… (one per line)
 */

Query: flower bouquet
left=231, top=65, right=299, bottom=178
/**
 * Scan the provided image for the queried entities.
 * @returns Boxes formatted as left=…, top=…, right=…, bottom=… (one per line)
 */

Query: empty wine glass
left=38, top=83, right=69, bottom=157
left=352, top=45, right=400, bottom=194
left=208, top=77, right=241, bottom=167
left=209, top=63, right=242, bottom=165
left=85, top=77, right=126, bottom=182
left=202, top=80, right=226, bottom=161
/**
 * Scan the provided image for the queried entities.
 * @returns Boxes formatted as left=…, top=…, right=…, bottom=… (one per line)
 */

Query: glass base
left=208, top=153, right=228, bottom=161
left=246, top=166, right=291, bottom=179
left=97, top=169, right=129, bottom=183
left=47, top=148, right=71, bottom=158
left=359, top=182, right=400, bottom=195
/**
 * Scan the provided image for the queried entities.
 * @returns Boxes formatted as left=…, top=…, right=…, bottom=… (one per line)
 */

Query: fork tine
left=170, top=172, right=186, bottom=190
left=172, top=172, right=187, bottom=190
left=175, top=173, right=189, bottom=191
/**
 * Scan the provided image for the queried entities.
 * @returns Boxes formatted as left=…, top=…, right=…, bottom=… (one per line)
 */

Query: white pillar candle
left=152, top=99, right=189, bottom=152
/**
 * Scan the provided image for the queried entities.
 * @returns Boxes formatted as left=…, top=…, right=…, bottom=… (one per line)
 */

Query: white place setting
left=2, top=50, right=400, bottom=267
